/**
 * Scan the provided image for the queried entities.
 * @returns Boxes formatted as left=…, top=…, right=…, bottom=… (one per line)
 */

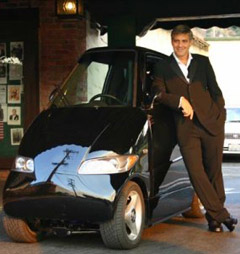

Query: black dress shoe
left=223, top=217, right=238, bottom=232
left=208, top=220, right=223, bottom=233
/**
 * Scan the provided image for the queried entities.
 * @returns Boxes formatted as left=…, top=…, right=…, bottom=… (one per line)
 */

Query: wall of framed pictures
left=0, top=9, right=39, bottom=169
left=0, top=41, right=24, bottom=157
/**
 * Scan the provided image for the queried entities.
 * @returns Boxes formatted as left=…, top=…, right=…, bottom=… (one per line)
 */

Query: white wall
left=85, top=12, right=108, bottom=99
left=207, top=40, right=240, bottom=107
left=86, top=12, right=108, bottom=49
left=136, top=28, right=172, bottom=55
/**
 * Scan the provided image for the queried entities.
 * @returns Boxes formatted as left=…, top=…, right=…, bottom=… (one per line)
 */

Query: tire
left=3, top=214, right=42, bottom=243
left=100, top=181, right=145, bottom=249
left=182, top=193, right=205, bottom=218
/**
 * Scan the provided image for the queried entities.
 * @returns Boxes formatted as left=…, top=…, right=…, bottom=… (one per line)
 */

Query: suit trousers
left=177, top=116, right=230, bottom=223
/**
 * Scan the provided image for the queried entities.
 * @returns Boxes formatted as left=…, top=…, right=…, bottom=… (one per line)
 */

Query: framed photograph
left=10, top=41, right=24, bottom=60
left=10, top=128, right=23, bottom=145
left=8, top=85, right=21, bottom=104
left=0, top=63, right=7, bottom=84
left=7, top=106, right=21, bottom=125
left=9, top=64, right=23, bottom=81
left=0, top=103, right=7, bottom=122
left=0, top=43, right=6, bottom=58
left=0, top=85, right=6, bottom=103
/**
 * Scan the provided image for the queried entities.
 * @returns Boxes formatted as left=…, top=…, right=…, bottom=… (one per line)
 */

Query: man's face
left=171, top=33, right=192, bottom=59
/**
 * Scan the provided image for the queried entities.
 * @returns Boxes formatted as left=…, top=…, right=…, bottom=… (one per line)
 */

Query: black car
left=2, top=47, right=202, bottom=249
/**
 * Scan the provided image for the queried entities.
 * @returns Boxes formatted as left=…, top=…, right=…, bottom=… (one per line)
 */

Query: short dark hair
left=171, top=24, right=193, bottom=40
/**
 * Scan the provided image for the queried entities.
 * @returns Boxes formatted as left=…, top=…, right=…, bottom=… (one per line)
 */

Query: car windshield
left=51, top=50, right=135, bottom=108
left=226, top=108, right=240, bottom=122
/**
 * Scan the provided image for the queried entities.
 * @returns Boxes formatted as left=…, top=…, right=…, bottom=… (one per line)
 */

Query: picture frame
left=10, top=128, right=23, bottom=145
left=10, top=41, right=24, bottom=61
left=0, top=63, right=7, bottom=84
left=0, top=42, right=6, bottom=58
left=7, top=106, right=21, bottom=125
left=0, top=103, right=7, bottom=122
left=0, top=85, right=6, bottom=103
left=8, top=85, right=21, bottom=104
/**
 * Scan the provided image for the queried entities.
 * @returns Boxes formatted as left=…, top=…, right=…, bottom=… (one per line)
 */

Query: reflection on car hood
left=19, top=107, right=147, bottom=158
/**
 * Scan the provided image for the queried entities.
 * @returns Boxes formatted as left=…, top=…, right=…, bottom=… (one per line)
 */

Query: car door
left=143, top=52, right=193, bottom=224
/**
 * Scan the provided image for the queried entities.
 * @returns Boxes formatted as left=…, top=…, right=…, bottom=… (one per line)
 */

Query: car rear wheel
left=3, top=214, right=42, bottom=243
left=182, top=193, right=204, bottom=218
left=100, top=181, right=145, bottom=249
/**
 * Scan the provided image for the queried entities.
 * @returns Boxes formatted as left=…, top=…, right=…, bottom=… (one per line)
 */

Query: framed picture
left=9, top=64, right=23, bottom=81
left=0, top=85, right=6, bottom=103
left=7, top=106, right=21, bottom=125
left=0, top=43, right=6, bottom=58
left=0, top=63, right=7, bottom=84
left=10, top=128, right=23, bottom=145
left=10, top=41, right=24, bottom=61
left=8, top=85, right=21, bottom=104
left=0, top=103, right=7, bottom=122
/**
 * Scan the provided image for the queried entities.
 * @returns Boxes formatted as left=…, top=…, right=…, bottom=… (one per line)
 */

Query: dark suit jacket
left=152, top=54, right=226, bottom=136
left=10, top=114, right=19, bottom=121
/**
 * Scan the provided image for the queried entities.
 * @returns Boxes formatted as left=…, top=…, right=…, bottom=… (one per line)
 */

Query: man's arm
left=152, top=62, right=194, bottom=119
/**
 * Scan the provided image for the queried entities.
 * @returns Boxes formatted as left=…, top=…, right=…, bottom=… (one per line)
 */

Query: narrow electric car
left=2, top=47, right=202, bottom=249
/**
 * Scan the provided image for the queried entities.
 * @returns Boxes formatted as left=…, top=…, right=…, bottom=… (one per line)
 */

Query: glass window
left=226, top=108, right=240, bottom=122
left=51, top=50, right=135, bottom=108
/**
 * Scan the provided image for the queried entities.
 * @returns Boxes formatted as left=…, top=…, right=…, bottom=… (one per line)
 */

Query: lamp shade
left=56, top=0, right=84, bottom=18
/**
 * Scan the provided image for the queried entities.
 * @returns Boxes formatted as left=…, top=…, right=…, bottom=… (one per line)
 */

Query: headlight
left=13, top=156, right=34, bottom=173
left=78, top=155, right=138, bottom=174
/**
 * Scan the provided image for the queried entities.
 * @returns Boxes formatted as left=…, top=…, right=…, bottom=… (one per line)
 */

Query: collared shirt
left=172, top=53, right=193, bottom=108
left=173, top=52, right=192, bottom=83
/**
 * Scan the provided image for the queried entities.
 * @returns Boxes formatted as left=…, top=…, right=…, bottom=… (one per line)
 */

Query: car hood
left=5, top=107, right=148, bottom=199
left=19, top=106, right=147, bottom=159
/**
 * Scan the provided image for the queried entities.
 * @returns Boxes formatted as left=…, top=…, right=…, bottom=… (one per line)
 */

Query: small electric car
left=2, top=47, right=202, bottom=249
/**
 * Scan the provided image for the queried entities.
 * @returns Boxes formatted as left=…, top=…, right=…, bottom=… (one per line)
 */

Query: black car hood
left=19, top=106, right=147, bottom=158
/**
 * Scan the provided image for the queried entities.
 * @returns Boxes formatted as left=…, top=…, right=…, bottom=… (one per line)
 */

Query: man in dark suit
left=152, top=24, right=237, bottom=232
left=9, top=108, right=19, bottom=121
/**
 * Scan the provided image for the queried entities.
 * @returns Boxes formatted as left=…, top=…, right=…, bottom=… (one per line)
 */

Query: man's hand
left=180, top=97, right=194, bottom=120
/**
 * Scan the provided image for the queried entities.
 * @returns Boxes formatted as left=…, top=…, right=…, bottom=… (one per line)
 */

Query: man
left=152, top=24, right=237, bottom=232
left=9, top=108, right=19, bottom=121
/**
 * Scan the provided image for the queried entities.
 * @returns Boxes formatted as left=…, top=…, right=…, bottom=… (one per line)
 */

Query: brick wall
left=0, top=0, right=86, bottom=110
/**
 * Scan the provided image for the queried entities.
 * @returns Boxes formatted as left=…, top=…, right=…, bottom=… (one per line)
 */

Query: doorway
left=0, top=9, right=39, bottom=169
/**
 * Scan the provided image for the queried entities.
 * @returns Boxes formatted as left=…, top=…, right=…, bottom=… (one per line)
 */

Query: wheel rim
left=124, top=190, right=143, bottom=241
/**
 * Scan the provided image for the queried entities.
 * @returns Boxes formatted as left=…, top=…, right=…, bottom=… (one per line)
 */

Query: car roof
left=84, top=46, right=167, bottom=58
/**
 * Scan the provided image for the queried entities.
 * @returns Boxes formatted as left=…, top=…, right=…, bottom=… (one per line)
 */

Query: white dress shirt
left=173, top=53, right=192, bottom=107
left=173, top=52, right=192, bottom=83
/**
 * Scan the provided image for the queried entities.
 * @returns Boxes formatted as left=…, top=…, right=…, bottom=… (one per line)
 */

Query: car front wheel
left=100, top=181, right=145, bottom=249
left=3, top=214, right=42, bottom=243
